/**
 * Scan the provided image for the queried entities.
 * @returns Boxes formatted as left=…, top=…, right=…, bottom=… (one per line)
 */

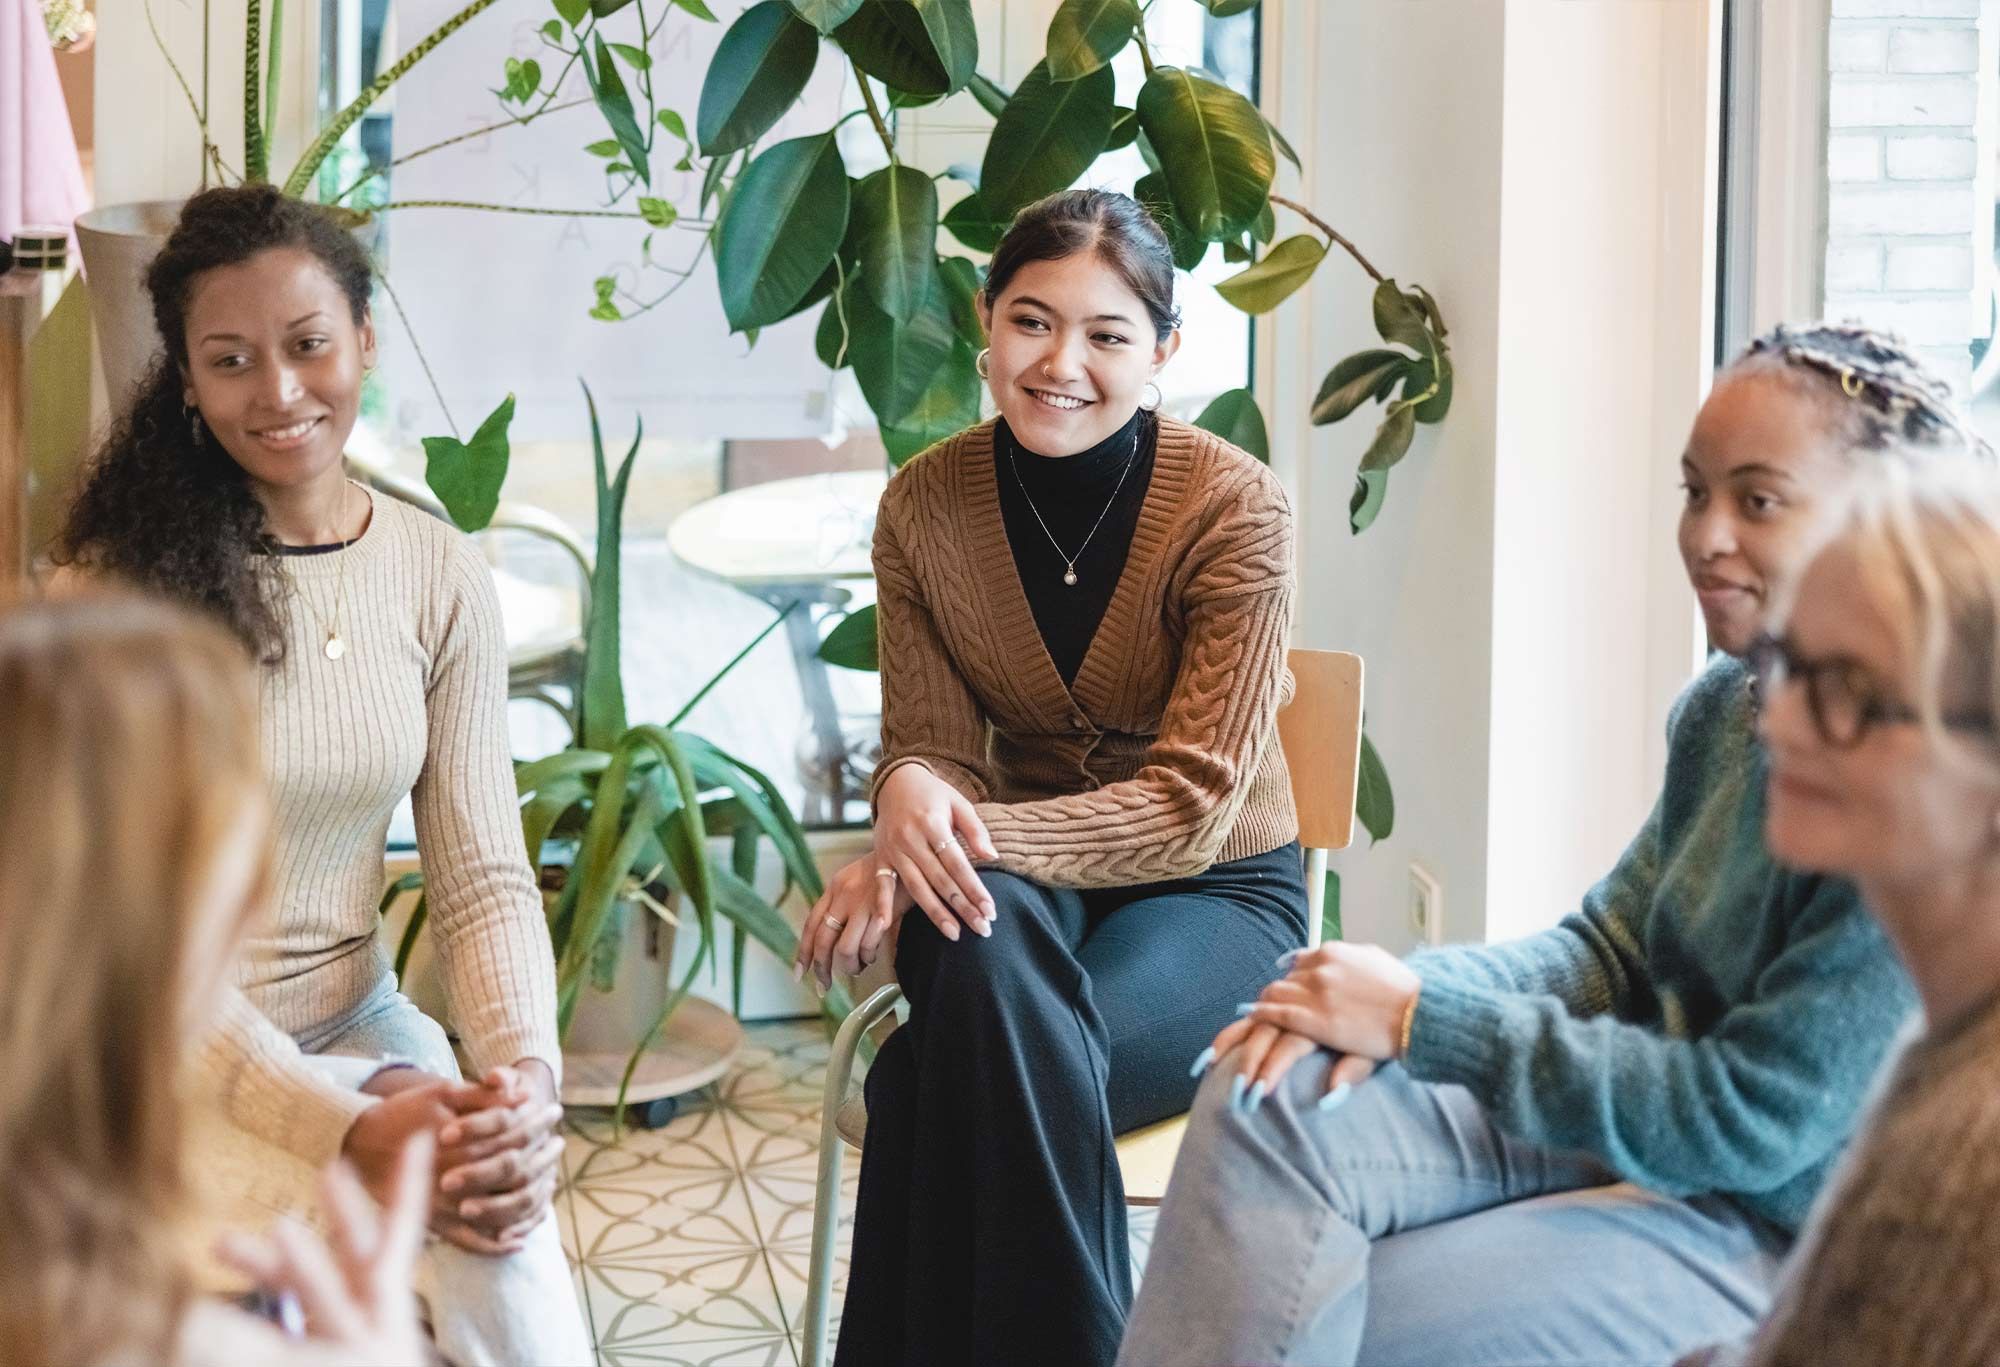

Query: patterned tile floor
left=553, top=1018, right=1158, bottom=1366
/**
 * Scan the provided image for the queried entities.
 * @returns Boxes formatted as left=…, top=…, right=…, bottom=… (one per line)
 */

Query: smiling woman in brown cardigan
left=792, top=189, right=1307, bottom=1367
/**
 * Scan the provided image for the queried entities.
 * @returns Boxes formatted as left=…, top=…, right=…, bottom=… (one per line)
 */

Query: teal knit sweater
left=1406, top=655, right=1917, bottom=1234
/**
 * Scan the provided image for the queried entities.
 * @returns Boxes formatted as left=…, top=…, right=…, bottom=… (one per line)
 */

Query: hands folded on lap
left=343, top=1059, right=564, bottom=1256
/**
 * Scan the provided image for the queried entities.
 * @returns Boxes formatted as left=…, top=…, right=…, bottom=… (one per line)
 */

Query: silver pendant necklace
left=1006, top=419, right=1141, bottom=587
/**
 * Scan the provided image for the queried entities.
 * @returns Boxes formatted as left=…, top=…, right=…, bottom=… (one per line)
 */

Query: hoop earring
left=1841, top=367, right=1865, bottom=398
left=975, top=348, right=991, bottom=379
left=187, top=406, right=205, bottom=448
left=1141, top=382, right=1162, bottom=412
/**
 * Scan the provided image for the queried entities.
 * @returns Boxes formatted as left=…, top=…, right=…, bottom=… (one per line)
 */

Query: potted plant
left=385, top=383, right=838, bottom=1129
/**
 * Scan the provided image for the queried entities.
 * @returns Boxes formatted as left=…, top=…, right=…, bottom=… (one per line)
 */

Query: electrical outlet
left=1408, top=863, right=1444, bottom=945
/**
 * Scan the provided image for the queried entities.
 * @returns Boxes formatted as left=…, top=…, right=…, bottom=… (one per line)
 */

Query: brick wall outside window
left=1823, top=0, right=1998, bottom=393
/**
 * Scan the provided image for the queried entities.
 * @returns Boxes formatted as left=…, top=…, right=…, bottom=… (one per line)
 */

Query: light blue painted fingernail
left=1248, top=1080, right=1268, bottom=1112
left=1228, top=1074, right=1248, bottom=1112
left=1189, top=1046, right=1217, bottom=1078
left=1275, top=948, right=1302, bottom=969
left=1318, top=1082, right=1353, bottom=1112
left=1234, top=1002, right=1256, bottom=1016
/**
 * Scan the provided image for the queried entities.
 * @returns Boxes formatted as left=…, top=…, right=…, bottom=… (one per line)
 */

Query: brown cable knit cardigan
left=869, top=415, right=1298, bottom=889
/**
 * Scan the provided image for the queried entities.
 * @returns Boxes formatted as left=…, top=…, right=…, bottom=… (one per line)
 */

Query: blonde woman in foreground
left=0, top=592, right=429, bottom=1367
left=1682, top=458, right=2000, bottom=1366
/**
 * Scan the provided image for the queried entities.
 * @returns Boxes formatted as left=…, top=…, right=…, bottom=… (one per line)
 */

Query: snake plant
left=383, top=383, right=840, bottom=1122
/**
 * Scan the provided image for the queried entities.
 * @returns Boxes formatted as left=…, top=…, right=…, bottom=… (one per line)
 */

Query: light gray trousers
left=198, top=975, right=593, bottom=1367
left=1117, top=1050, right=1787, bottom=1367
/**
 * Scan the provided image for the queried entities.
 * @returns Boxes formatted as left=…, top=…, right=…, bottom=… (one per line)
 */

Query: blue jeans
left=1117, top=1050, right=1787, bottom=1366
left=207, top=975, right=592, bottom=1367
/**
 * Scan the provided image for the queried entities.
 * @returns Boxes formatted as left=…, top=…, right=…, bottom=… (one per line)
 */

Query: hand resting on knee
left=794, top=764, right=1000, bottom=990
left=1196, top=942, right=1422, bottom=1114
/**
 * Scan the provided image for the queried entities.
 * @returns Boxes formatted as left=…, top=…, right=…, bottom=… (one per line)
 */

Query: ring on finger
left=933, top=838, right=956, bottom=854
left=874, top=867, right=898, bottom=883
left=824, top=915, right=845, bottom=932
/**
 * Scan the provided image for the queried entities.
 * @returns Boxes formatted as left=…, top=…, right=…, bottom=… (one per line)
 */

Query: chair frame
left=799, top=650, right=1364, bottom=1367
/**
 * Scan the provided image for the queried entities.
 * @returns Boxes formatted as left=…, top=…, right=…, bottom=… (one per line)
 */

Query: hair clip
left=1841, top=367, right=1865, bottom=398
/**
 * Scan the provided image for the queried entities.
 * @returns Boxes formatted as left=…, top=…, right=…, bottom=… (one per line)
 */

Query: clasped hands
left=1195, top=941, right=1422, bottom=1117
left=792, top=763, right=999, bottom=991
left=342, top=1057, right=564, bottom=1256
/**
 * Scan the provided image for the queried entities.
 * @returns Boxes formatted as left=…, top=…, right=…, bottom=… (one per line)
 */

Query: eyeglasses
left=1748, top=632, right=1993, bottom=749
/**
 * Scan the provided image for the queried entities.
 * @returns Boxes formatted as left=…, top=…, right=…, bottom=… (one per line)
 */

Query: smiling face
left=1761, top=542, right=2000, bottom=912
left=179, top=246, right=375, bottom=495
left=975, top=249, right=1179, bottom=456
left=1678, top=367, right=1856, bottom=656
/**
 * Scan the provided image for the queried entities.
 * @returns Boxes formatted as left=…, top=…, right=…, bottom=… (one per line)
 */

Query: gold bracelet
left=1397, top=990, right=1420, bottom=1060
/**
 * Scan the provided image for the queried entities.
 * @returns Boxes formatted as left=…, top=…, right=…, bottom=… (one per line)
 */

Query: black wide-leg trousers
left=833, top=842, right=1308, bottom=1367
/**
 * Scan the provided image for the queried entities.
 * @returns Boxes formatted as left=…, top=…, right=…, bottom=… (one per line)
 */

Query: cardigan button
left=1069, top=711, right=1087, bottom=730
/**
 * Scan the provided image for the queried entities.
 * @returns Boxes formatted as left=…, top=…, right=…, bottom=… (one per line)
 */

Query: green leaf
left=1136, top=67, right=1274, bottom=241
left=673, top=0, right=719, bottom=16
left=789, top=0, right=864, bottom=34
left=553, top=0, right=589, bottom=27
left=584, top=138, right=623, bottom=156
left=586, top=34, right=650, bottom=185
left=850, top=266, right=957, bottom=424
left=1350, top=469, right=1388, bottom=534
left=1222, top=237, right=1252, bottom=264
left=1373, top=278, right=1431, bottom=352
left=881, top=339, right=982, bottom=464
left=658, top=109, right=688, bottom=141
left=1046, top=0, right=1139, bottom=82
left=1264, top=114, right=1300, bottom=173
left=937, top=254, right=986, bottom=351
left=1252, top=199, right=1274, bottom=243
left=852, top=165, right=939, bottom=323
left=698, top=1, right=819, bottom=157
left=1133, top=172, right=1208, bottom=271
left=968, top=71, right=1011, bottom=119
left=1215, top=233, right=1325, bottom=314
left=609, top=42, right=651, bottom=70
left=941, top=190, right=1007, bottom=252
left=819, top=604, right=880, bottom=670
left=1358, top=402, right=1418, bottom=473
left=1202, top=0, right=1260, bottom=13
left=591, top=0, right=637, bottom=14
left=834, top=0, right=978, bottom=98
left=776, top=256, right=842, bottom=325
left=815, top=272, right=860, bottom=370
left=699, top=150, right=734, bottom=214
left=541, top=18, right=564, bottom=41
left=715, top=132, right=850, bottom=330
left=979, top=59, right=1115, bottom=220
left=1356, top=730, right=1394, bottom=841
left=1414, top=351, right=1453, bottom=424
left=638, top=196, right=677, bottom=227
left=577, top=392, right=643, bottom=750
left=1192, top=387, right=1268, bottom=463
left=1105, top=105, right=1137, bottom=151
left=1310, top=348, right=1409, bottom=426
left=1408, top=283, right=1450, bottom=340
left=422, top=394, right=515, bottom=532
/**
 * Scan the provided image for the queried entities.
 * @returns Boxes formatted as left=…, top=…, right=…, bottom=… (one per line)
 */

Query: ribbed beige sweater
left=1679, top=992, right=2000, bottom=1367
left=870, top=416, right=1298, bottom=888
left=197, top=489, right=561, bottom=1168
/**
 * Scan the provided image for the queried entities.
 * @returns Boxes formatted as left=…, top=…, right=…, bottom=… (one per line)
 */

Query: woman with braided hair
left=1117, top=323, right=1989, bottom=1367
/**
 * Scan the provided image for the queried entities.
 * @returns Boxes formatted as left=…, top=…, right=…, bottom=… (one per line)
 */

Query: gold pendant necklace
left=281, top=482, right=358, bottom=661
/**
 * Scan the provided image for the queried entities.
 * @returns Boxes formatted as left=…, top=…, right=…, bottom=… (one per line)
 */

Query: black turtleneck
left=995, top=407, right=1156, bottom=687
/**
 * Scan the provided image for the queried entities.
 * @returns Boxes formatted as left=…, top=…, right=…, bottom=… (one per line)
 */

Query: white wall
left=1269, top=0, right=1716, bottom=949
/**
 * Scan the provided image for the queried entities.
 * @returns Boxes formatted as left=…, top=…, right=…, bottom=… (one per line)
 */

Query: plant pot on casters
left=546, top=866, right=743, bottom=1131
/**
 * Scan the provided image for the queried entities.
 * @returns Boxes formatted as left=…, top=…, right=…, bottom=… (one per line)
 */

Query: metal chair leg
left=802, top=984, right=904, bottom=1367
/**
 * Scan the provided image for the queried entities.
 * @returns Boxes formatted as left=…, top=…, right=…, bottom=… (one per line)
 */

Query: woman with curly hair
left=55, top=185, right=589, bottom=1366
